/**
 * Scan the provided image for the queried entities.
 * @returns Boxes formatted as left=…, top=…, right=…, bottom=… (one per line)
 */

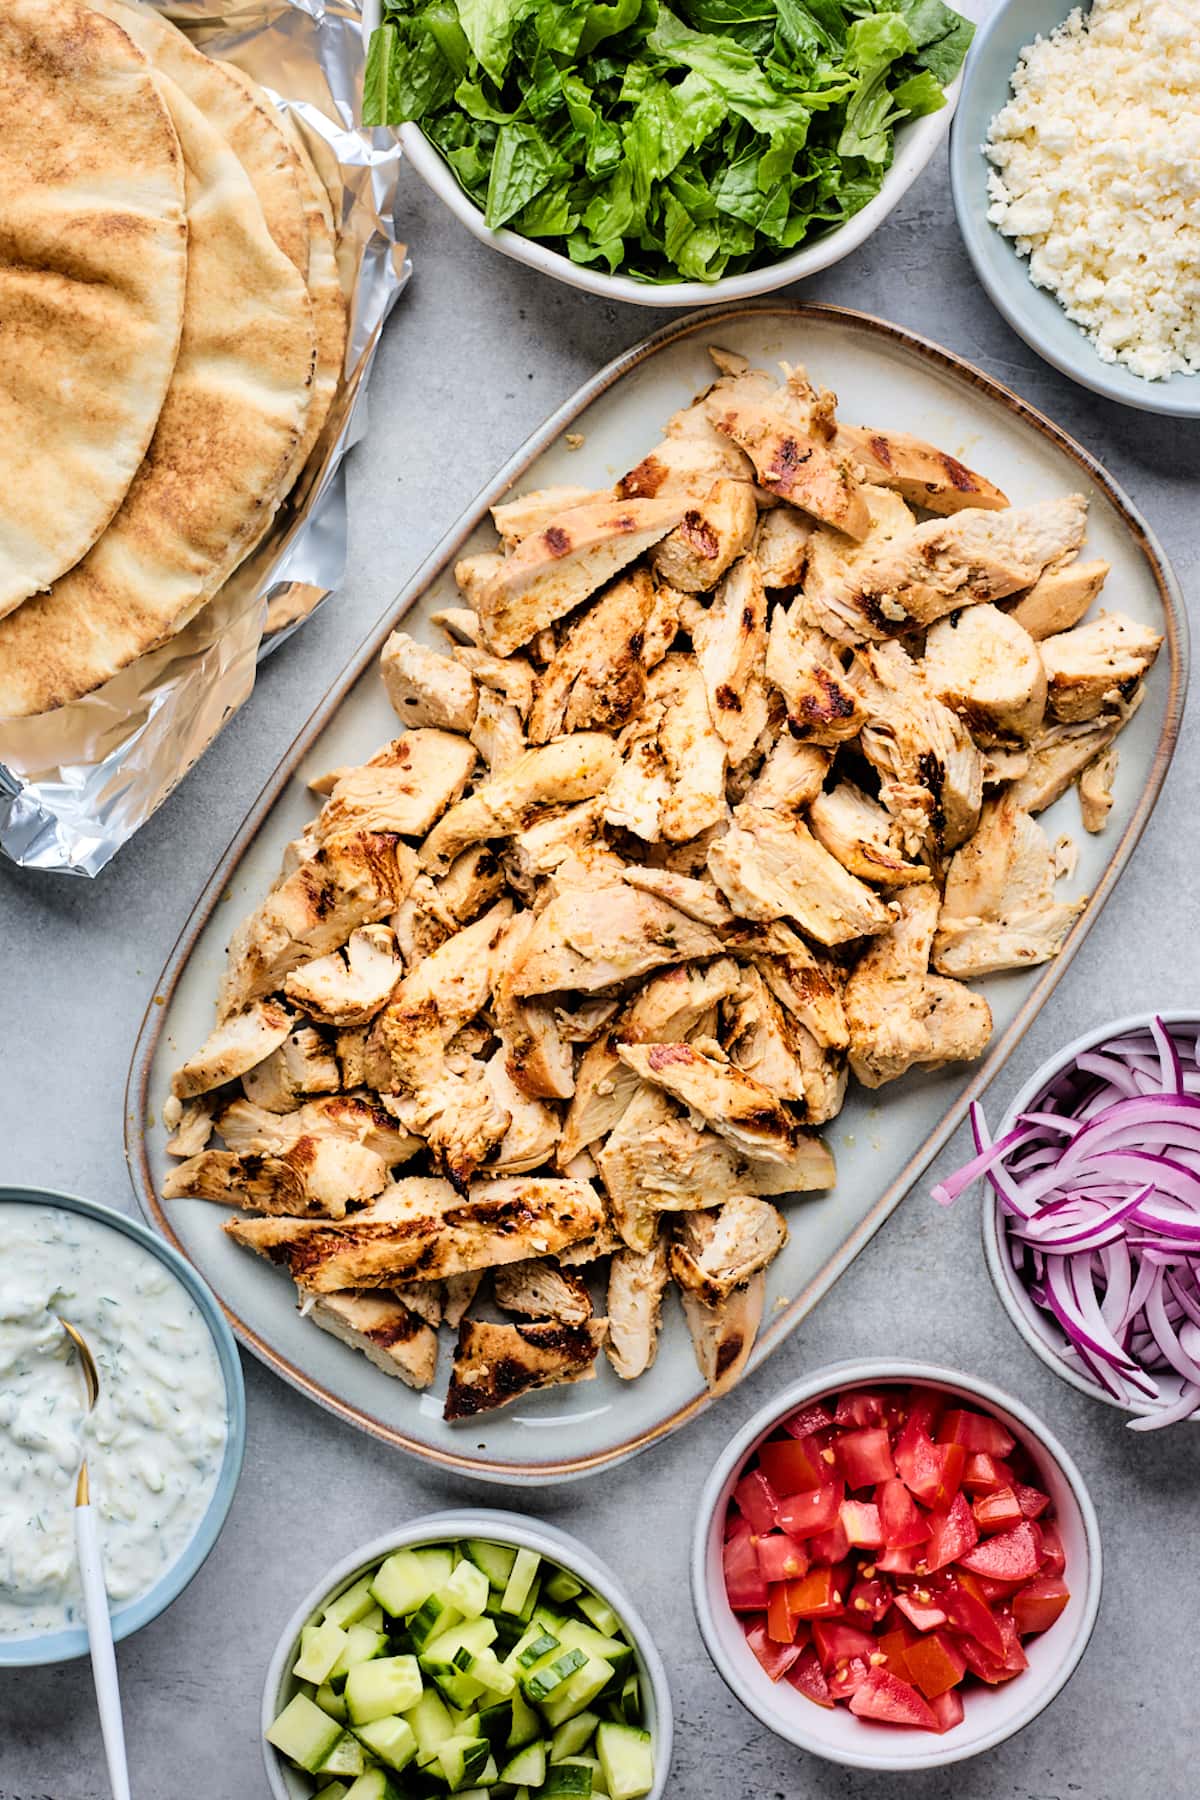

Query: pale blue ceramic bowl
left=950, top=0, right=1200, bottom=418
left=0, top=1186, right=246, bottom=1667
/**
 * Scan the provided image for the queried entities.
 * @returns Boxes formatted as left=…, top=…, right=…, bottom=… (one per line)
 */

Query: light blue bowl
left=950, top=0, right=1200, bottom=418
left=0, top=1186, right=245, bottom=1668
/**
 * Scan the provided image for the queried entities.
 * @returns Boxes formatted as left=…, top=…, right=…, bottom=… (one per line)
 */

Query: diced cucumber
left=596, top=1722, right=654, bottom=1800
left=463, top=1538, right=517, bottom=1590
left=538, top=1657, right=615, bottom=1730
left=295, top=1622, right=351, bottom=1686
left=543, top=1762, right=594, bottom=1797
left=343, top=1773, right=403, bottom=1800
left=404, top=1686, right=456, bottom=1759
left=516, top=1576, right=543, bottom=1623
left=507, top=1689, right=542, bottom=1749
left=615, top=1675, right=640, bottom=1724
left=471, top=1647, right=516, bottom=1697
left=517, top=1630, right=560, bottom=1670
left=437, top=1733, right=490, bottom=1790
left=420, top=1617, right=497, bottom=1668
left=313, top=1785, right=349, bottom=1800
left=475, top=1698, right=512, bottom=1750
left=551, top=1711, right=601, bottom=1761
left=328, top=1626, right=388, bottom=1685
left=500, top=1739, right=547, bottom=1785
left=359, top=1606, right=385, bottom=1633
left=345, top=1655, right=423, bottom=1726
left=315, top=1732, right=365, bottom=1780
left=266, top=1693, right=344, bottom=1774
left=523, top=1648, right=588, bottom=1704
left=323, top=1576, right=377, bottom=1631
left=544, top=1567, right=584, bottom=1604
left=479, top=1753, right=499, bottom=1784
left=500, top=1548, right=540, bottom=1616
left=444, top=1558, right=490, bottom=1620
left=315, top=1682, right=348, bottom=1723
left=557, top=1620, right=634, bottom=1676
left=353, top=1715, right=417, bottom=1774
left=370, top=1546, right=453, bottom=1620
left=408, top=1592, right=464, bottom=1651
left=577, top=1593, right=622, bottom=1639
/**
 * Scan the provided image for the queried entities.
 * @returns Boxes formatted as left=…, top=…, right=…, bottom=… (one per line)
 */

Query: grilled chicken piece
left=506, top=800, right=605, bottom=896
left=163, top=1138, right=389, bottom=1218
left=452, top=646, right=535, bottom=718
left=528, top=570, right=654, bottom=743
left=708, top=804, right=892, bottom=945
left=671, top=1197, right=788, bottom=1306
left=432, top=606, right=480, bottom=645
left=743, top=738, right=831, bottom=813
left=511, top=881, right=725, bottom=996
left=491, top=485, right=611, bottom=546
left=1006, top=558, right=1109, bottom=639
left=749, top=929, right=849, bottom=1052
left=808, top=782, right=931, bottom=886
left=439, top=845, right=507, bottom=923
left=1008, top=699, right=1137, bottom=815
left=723, top=966, right=809, bottom=1103
left=472, top=495, right=688, bottom=657
left=606, top=1238, right=669, bottom=1380
left=932, top=795, right=1086, bottom=976
left=172, top=999, right=295, bottom=1101
left=312, top=733, right=477, bottom=842
left=218, top=1094, right=422, bottom=1165
left=284, top=925, right=402, bottom=1026
left=849, top=642, right=983, bottom=853
left=691, top=555, right=771, bottom=765
left=492, top=912, right=576, bottom=1101
left=604, top=651, right=728, bottom=844
left=225, top=1175, right=604, bottom=1291
left=617, top=431, right=754, bottom=502
left=443, top=1271, right=483, bottom=1328
left=309, top=1290, right=438, bottom=1389
left=806, top=496, right=1088, bottom=640
left=679, top=1270, right=766, bottom=1396
left=800, top=486, right=918, bottom=647
left=844, top=887, right=992, bottom=1088
left=380, top=632, right=478, bottom=733
left=833, top=424, right=1009, bottom=515
left=453, top=552, right=505, bottom=610
left=705, top=391, right=870, bottom=539
left=367, top=899, right=513, bottom=1092
left=642, top=582, right=683, bottom=667
left=1079, top=746, right=1118, bottom=833
left=163, top=1094, right=217, bottom=1158
left=444, top=1318, right=607, bottom=1420
left=493, top=1258, right=593, bottom=1323
left=1039, top=611, right=1162, bottom=722
left=618, top=1040, right=801, bottom=1164
left=754, top=507, right=813, bottom=589
left=619, top=867, right=734, bottom=927
left=484, top=1047, right=561, bottom=1174
left=470, top=688, right=527, bottom=773
left=652, top=479, right=759, bottom=594
left=923, top=605, right=1047, bottom=742
left=420, top=735, right=618, bottom=870
left=394, top=1281, right=443, bottom=1326
left=219, top=832, right=418, bottom=1019
left=765, top=605, right=867, bottom=744
left=390, top=873, right=456, bottom=966
left=242, top=1026, right=341, bottom=1113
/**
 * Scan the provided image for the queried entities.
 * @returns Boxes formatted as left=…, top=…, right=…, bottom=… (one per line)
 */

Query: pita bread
left=0, top=76, right=315, bottom=719
left=0, top=0, right=187, bottom=620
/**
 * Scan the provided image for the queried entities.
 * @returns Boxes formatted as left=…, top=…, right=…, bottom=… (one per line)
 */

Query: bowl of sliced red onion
left=936, top=1012, right=1200, bottom=1431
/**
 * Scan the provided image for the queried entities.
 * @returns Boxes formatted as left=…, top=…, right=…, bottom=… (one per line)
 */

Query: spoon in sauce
left=59, top=1317, right=133, bottom=1800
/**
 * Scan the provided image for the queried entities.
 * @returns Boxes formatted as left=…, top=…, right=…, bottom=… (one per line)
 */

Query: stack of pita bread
left=0, top=0, right=348, bottom=719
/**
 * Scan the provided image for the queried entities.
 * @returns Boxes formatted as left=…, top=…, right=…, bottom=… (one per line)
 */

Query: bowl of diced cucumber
left=261, top=1509, right=672, bottom=1800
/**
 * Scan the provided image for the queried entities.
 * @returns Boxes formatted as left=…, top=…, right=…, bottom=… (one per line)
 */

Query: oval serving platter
left=126, top=302, right=1187, bottom=1484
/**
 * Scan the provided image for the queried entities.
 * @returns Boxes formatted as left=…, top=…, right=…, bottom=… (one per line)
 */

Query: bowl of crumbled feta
left=0, top=1187, right=245, bottom=1666
left=950, top=0, right=1200, bottom=415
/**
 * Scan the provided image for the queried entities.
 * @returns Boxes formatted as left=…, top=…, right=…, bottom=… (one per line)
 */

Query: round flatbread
left=0, top=76, right=316, bottom=719
left=0, top=0, right=187, bottom=620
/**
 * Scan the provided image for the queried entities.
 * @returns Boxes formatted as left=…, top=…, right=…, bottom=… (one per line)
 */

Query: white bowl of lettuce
left=364, top=0, right=974, bottom=304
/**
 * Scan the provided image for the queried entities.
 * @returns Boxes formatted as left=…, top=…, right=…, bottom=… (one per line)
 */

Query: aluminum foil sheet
left=0, top=0, right=408, bottom=876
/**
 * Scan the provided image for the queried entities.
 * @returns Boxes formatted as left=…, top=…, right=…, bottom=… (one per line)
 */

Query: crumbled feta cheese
left=985, top=0, right=1200, bottom=382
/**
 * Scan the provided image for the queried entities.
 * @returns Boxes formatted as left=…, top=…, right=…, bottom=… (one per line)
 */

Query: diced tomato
left=904, top=1388, right=945, bottom=1437
left=758, top=1435, right=827, bottom=1497
left=787, top=1565, right=845, bottom=1619
left=782, top=1400, right=835, bottom=1440
left=776, top=1480, right=844, bottom=1539
left=1014, top=1481, right=1051, bottom=1520
left=837, top=1427, right=895, bottom=1490
left=756, top=1532, right=810, bottom=1584
left=876, top=1624, right=915, bottom=1677
left=849, top=1666, right=938, bottom=1730
left=828, top=1655, right=873, bottom=1699
left=937, top=1408, right=1015, bottom=1458
left=934, top=1573, right=1005, bottom=1658
left=733, top=1468, right=780, bottom=1534
left=767, top=1582, right=797, bottom=1644
left=848, top=1577, right=892, bottom=1626
left=893, top=1591, right=948, bottom=1633
left=929, top=1687, right=965, bottom=1733
left=955, top=1607, right=1028, bottom=1684
left=786, top=1644, right=833, bottom=1708
left=877, top=1541, right=927, bottom=1575
left=902, top=1629, right=967, bottom=1699
left=972, top=1574, right=1025, bottom=1603
left=1012, top=1577, right=1070, bottom=1636
left=723, top=1526, right=769, bottom=1612
left=745, top=1618, right=803, bottom=1681
left=972, top=1485, right=1024, bottom=1533
left=807, top=1520, right=850, bottom=1564
left=1039, top=1520, right=1066, bottom=1579
left=812, top=1620, right=877, bottom=1670
left=834, top=1390, right=886, bottom=1429
left=961, top=1452, right=1015, bottom=1495
left=958, top=1519, right=1043, bottom=1583
left=878, top=1477, right=931, bottom=1550
left=895, top=1416, right=966, bottom=1508
left=839, top=1500, right=884, bottom=1549
left=923, top=1492, right=979, bottom=1572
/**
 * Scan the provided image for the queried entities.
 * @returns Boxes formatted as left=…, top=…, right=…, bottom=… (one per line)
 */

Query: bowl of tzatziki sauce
left=0, top=1187, right=245, bottom=1666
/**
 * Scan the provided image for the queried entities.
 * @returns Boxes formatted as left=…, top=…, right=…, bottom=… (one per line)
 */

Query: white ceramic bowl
left=396, top=82, right=963, bottom=308
left=692, top=1359, right=1101, bottom=1772
left=262, top=1508, right=674, bottom=1799
left=984, top=1010, right=1200, bottom=1423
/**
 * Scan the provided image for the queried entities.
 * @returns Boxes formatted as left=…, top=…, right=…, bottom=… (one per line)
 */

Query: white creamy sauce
left=0, top=1204, right=227, bottom=1638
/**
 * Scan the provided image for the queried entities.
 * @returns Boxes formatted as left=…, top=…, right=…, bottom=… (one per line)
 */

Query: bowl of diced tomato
left=691, top=1361, right=1101, bottom=1770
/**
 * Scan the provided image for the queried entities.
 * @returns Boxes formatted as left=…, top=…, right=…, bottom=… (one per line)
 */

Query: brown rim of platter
left=124, top=300, right=1190, bottom=1481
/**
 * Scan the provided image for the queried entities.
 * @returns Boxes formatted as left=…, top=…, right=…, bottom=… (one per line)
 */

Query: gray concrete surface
left=3, top=64, right=1200, bottom=1800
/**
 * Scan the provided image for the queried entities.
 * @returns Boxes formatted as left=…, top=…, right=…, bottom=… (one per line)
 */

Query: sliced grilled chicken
left=242, top=1026, right=341, bottom=1113
left=452, top=551, right=504, bottom=611
left=309, top=1290, right=438, bottom=1389
left=743, top=738, right=831, bottom=813
left=619, top=866, right=734, bottom=927
left=395, top=1281, right=443, bottom=1327
left=749, top=929, right=849, bottom=1052
left=470, top=687, right=527, bottom=773
left=439, top=845, right=507, bottom=923
left=163, top=1138, right=389, bottom=1218
left=284, top=925, right=402, bottom=1026
left=452, top=646, right=535, bottom=720
left=367, top=899, right=513, bottom=1092
left=472, top=495, right=688, bottom=657
left=527, top=569, right=654, bottom=743
left=420, top=734, right=618, bottom=871
left=492, top=1258, right=593, bottom=1323
left=617, top=431, right=754, bottom=502
left=932, top=795, right=1086, bottom=977
left=510, top=881, right=725, bottom=996
left=380, top=632, right=478, bottom=733
left=617, top=1039, right=802, bottom=1164
left=1079, top=746, right=1118, bottom=833
left=670, top=1197, right=788, bottom=1306
left=849, top=642, right=983, bottom=852
left=484, top=1047, right=561, bottom=1174
left=923, top=604, right=1047, bottom=743
left=754, top=507, right=813, bottom=589
left=679, top=1270, right=766, bottom=1396
left=1008, top=697, right=1138, bottom=815
left=387, top=1063, right=511, bottom=1189
left=606, top=1238, right=669, bottom=1380
left=652, top=479, right=759, bottom=594
left=603, top=651, right=728, bottom=845
left=766, top=605, right=868, bottom=744
left=172, top=998, right=295, bottom=1100
left=723, top=966, right=809, bottom=1103
left=217, top=1094, right=421, bottom=1166
left=491, top=485, right=611, bottom=546
left=431, top=606, right=480, bottom=645
left=708, top=803, right=893, bottom=944
left=492, top=912, right=576, bottom=1101
left=691, top=555, right=771, bottom=765
left=833, top=424, right=1009, bottom=515
left=705, top=391, right=870, bottom=539
left=163, top=1094, right=217, bottom=1158
left=444, top=1318, right=607, bottom=1420
left=312, top=733, right=477, bottom=842
left=443, top=1271, right=483, bottom=1329
left=808, top=781, right=932, bottom=886
left=844, top=887, right=992, bottom=1087
left=1006, top=558, right=1109, bottom=640
left=1039, top=611, right=1163, bottom=722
